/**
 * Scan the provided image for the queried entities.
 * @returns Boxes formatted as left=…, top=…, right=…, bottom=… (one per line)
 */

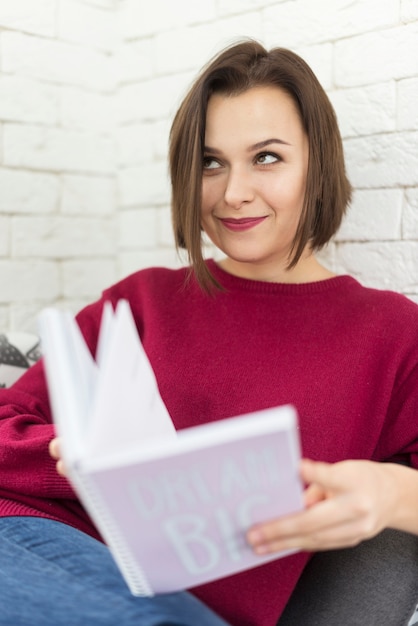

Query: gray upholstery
left=277, top=528, right=418, bottom=626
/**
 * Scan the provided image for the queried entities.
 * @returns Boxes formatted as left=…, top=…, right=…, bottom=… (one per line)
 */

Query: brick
left=0, top=76, right=58, bottom=124
left=115, top=39, right=155, bottom=84
left=157, top=206, right=176, bottom=247
left=402, top=0, right=418, bottom=21
left=316, top=243, right=336, bottom=273
left=0, top=217, right=10, bottom=255
left=0, top=169, right=59, bottom=214
left=118, top=162, right=170, bottom=207
left=119, top=0, right=216, bottom=40
left=263, top=0, right=398, bottom=48
left=116, top=123, right=155, bottom=166
left=118, top=208, right=158, bottom=249
left=398, top=77, right=418, bottom=131
left=61, top=297, right=96, bottom=313
left=0, top=306, right=9, bottom=331
left=293, top=44, right=333, bottom=91
left=3, top=124, right=115, bottom=174
left=62, top=259, right=117, bottom=298
left=60, top=87, right=115, bottom=132
left=61, top=175, right=116, bottom=216
left=403, top=189, right=418, bottom=239
left=155, top=13, right=263, bottom=75
left=344, top=131, right=418, bottom=188
left=117, top=71, right=195, bottom=123
left=84, top=0, right=115, bottom=7
left=329, top=82, right=396, bottom=138
left=1, top=32, right=114, bottom=91
left=58, top=0, right=116, bottom=51
left=153, top=119, right=171, bottom=160
left=206, top=242, right=224, bottom=262
left=219, top=0, right=287, bottom=15
left=9, top=303, right=46, bottom=334
left=335, top=23, right=418, bottom=87
left=0, top=260, right=60, bottom=302
left=332, top=241, right=418, bottom=292
left=115, top=120, right=169, bottom=166
left=0, top=0, right=55, bottom=37
left=118, top=249, right=185, bottom=281
left=335, top=189, right=402, bottom=242
left=12, top=216, right=116, bottom=258
left=202, top=240, right=224, bottom=263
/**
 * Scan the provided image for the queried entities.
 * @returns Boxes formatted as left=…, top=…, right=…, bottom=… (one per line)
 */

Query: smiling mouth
left=219, top=217, right=268, bottom=232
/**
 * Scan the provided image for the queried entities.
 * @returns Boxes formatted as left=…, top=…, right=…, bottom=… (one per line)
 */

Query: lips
left=219, top=217, right=267, bottom=232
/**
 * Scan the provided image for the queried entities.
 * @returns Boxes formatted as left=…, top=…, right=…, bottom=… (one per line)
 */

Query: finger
left=48, top=438, right=68, bottom=477
left=56, top=459, right=68, bottom=477
left=48, top=437, right=61, bottom=460
left=300, top=458, right=338, bottom=490
left=248, top=494, right=362, bottom=548
left=248, top=487, right=381, bottom=555
left=303, top=483, right=326, bottom=508
left=251, top=517, right=368, bottom=554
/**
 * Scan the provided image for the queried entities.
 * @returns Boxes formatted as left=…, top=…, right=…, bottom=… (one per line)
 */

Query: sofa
left=1, top=331, right=418, bottom=625
left=0, top=331, right=41, bottom=388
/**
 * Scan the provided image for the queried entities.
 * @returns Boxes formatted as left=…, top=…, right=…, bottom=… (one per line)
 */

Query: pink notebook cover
left=81, top=407, right=303, bottom=595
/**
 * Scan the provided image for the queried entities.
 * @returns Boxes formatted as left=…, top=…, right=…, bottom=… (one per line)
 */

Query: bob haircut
left=169, top=39, right=352, bottom=290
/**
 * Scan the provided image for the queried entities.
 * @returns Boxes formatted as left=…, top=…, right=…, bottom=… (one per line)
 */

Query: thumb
left=48, top=437, right=61, bottom=460
left=300, top=458, right=339, bottom=491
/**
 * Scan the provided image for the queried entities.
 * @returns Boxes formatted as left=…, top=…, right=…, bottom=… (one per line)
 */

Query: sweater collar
left=205, top=258, right=357, bottom=295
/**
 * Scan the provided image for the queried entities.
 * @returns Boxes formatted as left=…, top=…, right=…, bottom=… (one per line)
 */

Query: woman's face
left=201, top=86, right=309, bottom=280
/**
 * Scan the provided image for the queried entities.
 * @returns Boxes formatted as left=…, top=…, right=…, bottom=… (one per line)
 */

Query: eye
left=203, top=157, right=222, bottom=170
left=255, top=152, right=281, bottom=165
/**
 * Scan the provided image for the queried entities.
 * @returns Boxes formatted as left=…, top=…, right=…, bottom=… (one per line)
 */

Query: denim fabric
left=0, top=517, right=230, bottom=626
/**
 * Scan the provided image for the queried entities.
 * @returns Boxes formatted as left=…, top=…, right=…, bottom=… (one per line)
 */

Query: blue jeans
left=0, top=516, right=231, bottom=626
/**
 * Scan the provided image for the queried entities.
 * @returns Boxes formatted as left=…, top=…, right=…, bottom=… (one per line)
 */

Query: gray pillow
left=0, top=332, right=41, bottom=388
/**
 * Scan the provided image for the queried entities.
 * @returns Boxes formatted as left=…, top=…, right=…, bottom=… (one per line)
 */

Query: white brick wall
left=0, top=0, right=56, bottom=37
left=1, top=31, right=114, bottom=90
left=0, top=0, right=417, bottom=332
left=3, top=125, right=115, bottom=173
left=0, top=0, right=117, bottom=330
left=0, top=169, right=59, bottom=214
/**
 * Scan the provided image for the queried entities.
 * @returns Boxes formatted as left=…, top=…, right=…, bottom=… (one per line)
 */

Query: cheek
left=201, top=180, right=218, bottom=214
left=267, top=173, right=305, bottom=209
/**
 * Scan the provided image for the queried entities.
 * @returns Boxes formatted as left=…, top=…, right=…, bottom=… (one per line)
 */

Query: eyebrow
left=204, top=138, right=291, bottom=154
left=249, top=138, right=291, bottom=150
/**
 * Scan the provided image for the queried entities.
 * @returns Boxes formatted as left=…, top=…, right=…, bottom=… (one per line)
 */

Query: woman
left=1, top=40, right=417, bottom=626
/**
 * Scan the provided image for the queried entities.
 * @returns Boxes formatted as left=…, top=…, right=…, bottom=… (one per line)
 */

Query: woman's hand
left=247, top=458, right=402, bottom=555
left=48, top=437, right=67, bottom=477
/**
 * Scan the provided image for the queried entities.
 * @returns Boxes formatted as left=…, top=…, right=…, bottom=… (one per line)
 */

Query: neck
left=217, top=252, right=335, bottom=284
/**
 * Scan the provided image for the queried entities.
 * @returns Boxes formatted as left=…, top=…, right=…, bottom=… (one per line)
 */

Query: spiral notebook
left=39, top=300, right=304, bottom=596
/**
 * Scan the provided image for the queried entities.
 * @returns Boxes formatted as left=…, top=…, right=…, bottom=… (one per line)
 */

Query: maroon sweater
left=1, top=260, right=418, bottom=626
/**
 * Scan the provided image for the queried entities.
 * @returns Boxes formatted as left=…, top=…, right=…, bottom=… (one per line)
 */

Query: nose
left=224, top=167, right=254, bottom=209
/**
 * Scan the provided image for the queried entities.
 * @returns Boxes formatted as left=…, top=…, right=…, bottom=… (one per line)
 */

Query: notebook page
left=39, top=309, right=98, bottom=461
left=86, top=300, right=176, bottom=458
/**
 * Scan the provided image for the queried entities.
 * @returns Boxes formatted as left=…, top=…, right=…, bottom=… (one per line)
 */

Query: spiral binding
left=71, top=465, right=153, bottom=597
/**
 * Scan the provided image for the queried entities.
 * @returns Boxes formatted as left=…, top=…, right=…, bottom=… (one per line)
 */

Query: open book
left=39, top=300, right=304, bottom=596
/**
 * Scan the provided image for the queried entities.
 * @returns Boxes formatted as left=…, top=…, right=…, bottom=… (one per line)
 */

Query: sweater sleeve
left=393, top=361, right=418, bottom=468
left=0, top=360, right=71, bottom=499
left=373, top=359, right=418, bottom=467
left=0, top=298, right=105, bottom=502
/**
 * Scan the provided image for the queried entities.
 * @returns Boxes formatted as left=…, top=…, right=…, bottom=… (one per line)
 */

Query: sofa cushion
left=0, top=332, right=41, bottom=388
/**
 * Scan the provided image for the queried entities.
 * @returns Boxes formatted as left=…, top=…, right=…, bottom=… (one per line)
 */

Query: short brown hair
left=169, top=40, right=352, bottom=290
